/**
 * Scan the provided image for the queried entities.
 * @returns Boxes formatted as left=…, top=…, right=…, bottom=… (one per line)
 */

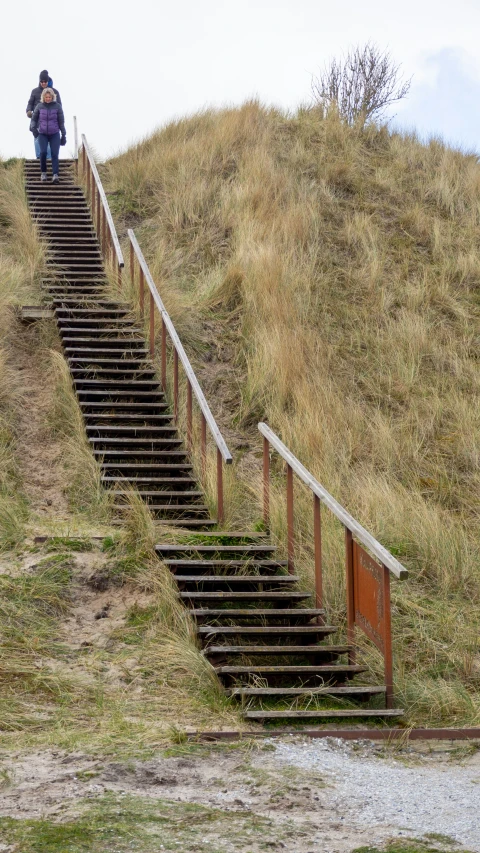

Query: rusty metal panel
left=353, top=542, right=386, bottom=653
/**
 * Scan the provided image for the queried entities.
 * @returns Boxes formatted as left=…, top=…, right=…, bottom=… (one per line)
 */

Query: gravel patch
left=271, top=737, right=480, bottom=850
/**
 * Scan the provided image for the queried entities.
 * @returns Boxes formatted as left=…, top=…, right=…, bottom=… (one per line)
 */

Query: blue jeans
left=34, top=135, right=51, bottom=159
left=38, top=133, right=60, bottom=175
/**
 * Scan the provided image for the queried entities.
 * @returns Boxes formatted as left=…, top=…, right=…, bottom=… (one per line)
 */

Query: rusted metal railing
left=78, top=134, right=124, bottom=283
left=128, top=229, right=233, bottom=524
left=259, top=422, right=408, bottom=709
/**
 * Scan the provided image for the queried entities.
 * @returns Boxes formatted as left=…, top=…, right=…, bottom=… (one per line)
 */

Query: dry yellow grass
left=105, top=102, right=480, bottom=725
left=0, top=159, right=48, bottom=548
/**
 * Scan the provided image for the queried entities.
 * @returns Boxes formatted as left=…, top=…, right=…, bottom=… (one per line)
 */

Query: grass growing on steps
left=105, top=102, right=480, bottom=727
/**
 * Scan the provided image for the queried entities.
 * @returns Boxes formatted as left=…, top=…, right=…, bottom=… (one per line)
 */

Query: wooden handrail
left=128, top=229, right=232, bottom=523
left=128, top=231, right=232, bottom=464
left=260, top=421, right=406, bottom=709
left=259, top=422, right=407, bottom=579
left=79, top=134, right=124, bottom=274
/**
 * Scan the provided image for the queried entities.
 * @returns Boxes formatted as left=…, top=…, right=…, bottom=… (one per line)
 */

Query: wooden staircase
left=24, top=157, right=403, bottom=726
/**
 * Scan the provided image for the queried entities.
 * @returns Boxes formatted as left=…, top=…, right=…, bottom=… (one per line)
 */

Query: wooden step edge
left=243, top=709, right=404, bottom=719
left=227, top=686, right=386, bottom=696
left=206, top=644, right=349, bottom=654
left=198, top=625, right=337, bottom=634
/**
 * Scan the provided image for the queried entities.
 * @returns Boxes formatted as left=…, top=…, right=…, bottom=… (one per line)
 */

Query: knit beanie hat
left=39, top=70, right=49, bottom=82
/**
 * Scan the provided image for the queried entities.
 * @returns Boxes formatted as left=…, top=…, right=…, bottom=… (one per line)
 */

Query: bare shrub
left=312, top=42, right=411, bottom=127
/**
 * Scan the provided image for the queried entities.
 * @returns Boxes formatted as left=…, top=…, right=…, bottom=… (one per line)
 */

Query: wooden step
left=244, top=709, right=404, bottom=720
left=227, top=686, right=385, bottom=697
left=174, top=575, right=298, bottom=586
left=180, top=592, right=311, bottom=602
left=94, top=450, right=187, bottom=458
left=164, top=559, right=287, bottom=569
left=205, top=644, right=349, bottom=657
left=156, top=544, right=277, bottom=556
left=198, top=626, right=337, bottom=637
left=191, top=608, right=324, bottom=622
left=89, top=438, right=183, bottom=446
left=216, top=664, right=363, bottom=677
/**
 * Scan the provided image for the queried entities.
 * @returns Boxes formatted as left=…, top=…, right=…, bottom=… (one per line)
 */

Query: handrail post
left=345, top=526, right=356, bottom=666
left=286, top=463, right=294, bottom=574
left=91, top=168, right=95, bottom=218
left=161, top=316, right=167, bottom=391
left=130, top=241, right=135, bottom=289
left=149, top=292, right=155, bottom=356
left=186, top=379, right=193, bottom=450
left=96, top=188, right=100, bottom=237
left=217, top=448, right=224, bottom=525
left=201, top=412, right=207, bottom=481
left=101, top=205, right=106, bottom=257
left=313, top=494, right=323, bottom=616
left=383, top=564, right=394, bottom=709
left=139, top=268, right=145, bottom=319
left=173, top=349, right=179, bottom=421
left=263, top=436, right=270, bottom=530
left=81, top=144, right=85, bottom=176
left=117, top=264, right=122, bottom=290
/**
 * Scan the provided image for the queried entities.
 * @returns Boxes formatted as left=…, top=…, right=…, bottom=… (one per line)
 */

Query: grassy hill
left=105, top=101, right=480, bottom=725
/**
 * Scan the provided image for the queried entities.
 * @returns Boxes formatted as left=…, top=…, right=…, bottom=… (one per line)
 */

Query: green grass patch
left=0, top=793, right=287, bottom=852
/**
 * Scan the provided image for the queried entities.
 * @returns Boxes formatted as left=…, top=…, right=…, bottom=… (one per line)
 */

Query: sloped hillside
left=105, top=102, right=480, bottom=725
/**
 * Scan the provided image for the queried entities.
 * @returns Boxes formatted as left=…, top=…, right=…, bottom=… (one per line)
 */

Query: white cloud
left=394, top=48, right=480, bottom=153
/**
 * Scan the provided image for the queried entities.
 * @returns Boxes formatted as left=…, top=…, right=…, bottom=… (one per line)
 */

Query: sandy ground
left=0, top=738, right=479, bottom=852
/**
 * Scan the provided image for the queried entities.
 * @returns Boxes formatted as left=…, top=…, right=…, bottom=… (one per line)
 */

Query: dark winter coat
left=26, top=81, right=61, bottom=114
left=30, top=101, right=66, bottom=138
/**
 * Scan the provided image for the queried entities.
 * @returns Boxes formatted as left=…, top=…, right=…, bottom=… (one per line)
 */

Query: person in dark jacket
left=30, top=89, right=66, bottom=182
left=26, top=70, right=62, bottom=159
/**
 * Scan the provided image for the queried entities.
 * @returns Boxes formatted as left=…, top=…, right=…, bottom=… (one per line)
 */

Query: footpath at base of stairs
left=23, top=158, right=403, bottom=726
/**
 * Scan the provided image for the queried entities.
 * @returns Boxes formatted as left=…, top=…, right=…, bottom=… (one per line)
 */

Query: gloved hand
left=32, top=130, right=39, bottom=138
left=60, top=136, right=66, bottom=146
left=27, top=110, right=33, bottom=118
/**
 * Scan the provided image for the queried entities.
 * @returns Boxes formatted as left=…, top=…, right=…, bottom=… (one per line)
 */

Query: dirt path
left=0, top=738, right=479, bottom=852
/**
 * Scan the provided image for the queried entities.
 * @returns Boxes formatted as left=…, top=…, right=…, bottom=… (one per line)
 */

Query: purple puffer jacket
left=30, top=101, right=66, bottom=137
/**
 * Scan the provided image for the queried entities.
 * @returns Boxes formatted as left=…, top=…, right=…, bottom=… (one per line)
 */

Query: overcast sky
left=2, top=0, right=480, bottom=161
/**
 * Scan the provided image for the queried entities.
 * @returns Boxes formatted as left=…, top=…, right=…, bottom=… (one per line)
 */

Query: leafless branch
left=312, top=43, right=411, bottom=127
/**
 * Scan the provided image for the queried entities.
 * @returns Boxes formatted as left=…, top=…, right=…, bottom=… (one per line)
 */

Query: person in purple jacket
left=26, top=70, right=62, bottom=160
left=30, top=89, right=66, bottom=182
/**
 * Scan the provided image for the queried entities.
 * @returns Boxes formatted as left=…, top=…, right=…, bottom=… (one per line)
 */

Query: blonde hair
left=40, top=88, right=56, bottom=103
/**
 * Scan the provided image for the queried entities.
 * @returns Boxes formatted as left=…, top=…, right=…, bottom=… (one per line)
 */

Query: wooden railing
left=78, top=134, right=124, bottom=283
left=128, top=230, right=233, bottom=524
left=73, top=116, right=79, bottom=173
left=259, top=422, right=408, bottom=708
left=74, top=134, right=231, bottom=523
